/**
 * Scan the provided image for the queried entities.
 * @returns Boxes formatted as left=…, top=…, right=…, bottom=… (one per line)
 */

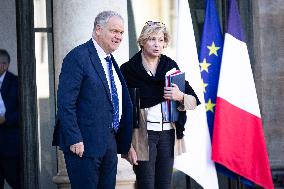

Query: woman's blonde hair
left=137, top=21, right=170, bottom=49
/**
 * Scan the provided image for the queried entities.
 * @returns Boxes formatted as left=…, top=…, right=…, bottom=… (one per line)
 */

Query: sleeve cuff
left=177, top=94, right=197, bottom=111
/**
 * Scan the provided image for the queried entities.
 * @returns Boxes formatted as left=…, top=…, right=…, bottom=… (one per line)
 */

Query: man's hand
left=70, top=142, right=84, bottom=157
left=0, top=116, right=5, bottom=125
left=126, top=145, right=138, bottom=165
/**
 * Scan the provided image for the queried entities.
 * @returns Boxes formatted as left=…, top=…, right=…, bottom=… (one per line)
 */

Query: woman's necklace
left=141, top=52, right=160, bottom=76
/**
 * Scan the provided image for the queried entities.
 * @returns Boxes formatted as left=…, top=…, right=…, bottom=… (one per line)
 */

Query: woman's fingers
left=164, top=84, right=183, bottom=101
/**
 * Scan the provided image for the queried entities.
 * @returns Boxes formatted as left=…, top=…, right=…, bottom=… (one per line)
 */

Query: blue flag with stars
left=198, top=0, right=223, bottom=137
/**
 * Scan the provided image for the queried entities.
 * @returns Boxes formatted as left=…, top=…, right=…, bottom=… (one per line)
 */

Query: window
left=34, top=0, right=57, bottom=188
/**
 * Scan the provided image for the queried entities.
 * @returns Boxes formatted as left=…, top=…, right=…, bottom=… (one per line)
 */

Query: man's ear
left=95, top=25, right=102, bottom=36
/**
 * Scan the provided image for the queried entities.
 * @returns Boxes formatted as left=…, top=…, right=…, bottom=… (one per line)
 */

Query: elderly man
left=55, top=11, right=133, bottom=189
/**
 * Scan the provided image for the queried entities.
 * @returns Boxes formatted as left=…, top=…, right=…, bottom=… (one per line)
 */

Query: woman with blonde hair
left=120, top=21, right=200, bottom=189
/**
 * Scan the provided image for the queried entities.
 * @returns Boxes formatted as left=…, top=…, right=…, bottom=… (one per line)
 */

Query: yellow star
left=207, top=42, right=220, bottom=56
left=201, top=79, right=208, bottom=93
left=206, top=99, right=216, bottom=113
left=200, top=58, right=211, bottom=73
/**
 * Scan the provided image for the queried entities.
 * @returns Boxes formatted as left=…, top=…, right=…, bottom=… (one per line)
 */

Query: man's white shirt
left=92, top=38, right=122, bottom=122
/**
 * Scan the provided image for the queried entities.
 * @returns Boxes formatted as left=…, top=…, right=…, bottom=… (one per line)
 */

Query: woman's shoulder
left=120, top=51, right=143, bottom=76
left=160, top=54, right=176, bottom=63
left=160, top=54, right=178, bottom=68
left=121, top=51, right=142, bottom=69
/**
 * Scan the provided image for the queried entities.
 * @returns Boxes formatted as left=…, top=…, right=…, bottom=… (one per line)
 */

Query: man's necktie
left=105, top=56, right=119, bottom=132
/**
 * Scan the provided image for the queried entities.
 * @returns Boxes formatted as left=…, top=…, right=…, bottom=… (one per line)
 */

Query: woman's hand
left=164, top=83, right=184, bottom=102
left=123, top=145, right=138, bottom=165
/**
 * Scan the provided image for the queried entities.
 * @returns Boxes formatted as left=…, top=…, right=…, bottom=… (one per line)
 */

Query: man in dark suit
left=55, top=11, right=133, bottom=189
left=0, top=49, right=20, bottom=189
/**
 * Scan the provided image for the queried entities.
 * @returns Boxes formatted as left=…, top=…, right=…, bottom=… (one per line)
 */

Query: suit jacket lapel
left=111, top=55, right=124, bottom=88
left=111, top=55, right=128, bottom=104
left=1, top=72, right=10, bottom=102
left=87, top=39, right=112, bottom=102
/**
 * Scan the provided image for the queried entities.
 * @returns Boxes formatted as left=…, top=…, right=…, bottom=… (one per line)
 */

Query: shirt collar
left=0, top=72, right=6, bottom=84
left=92, top=37, right=109, bottom=60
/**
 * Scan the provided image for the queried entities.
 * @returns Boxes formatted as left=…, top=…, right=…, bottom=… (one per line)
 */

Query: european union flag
left=198, top=0, right=223, bottom=137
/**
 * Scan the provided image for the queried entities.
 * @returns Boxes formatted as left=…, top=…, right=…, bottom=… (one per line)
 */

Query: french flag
left=211, top=0, right=274, bottom=189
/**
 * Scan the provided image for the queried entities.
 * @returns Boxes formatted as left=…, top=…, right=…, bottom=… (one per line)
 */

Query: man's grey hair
left=93, top=11, right=123, bottom=30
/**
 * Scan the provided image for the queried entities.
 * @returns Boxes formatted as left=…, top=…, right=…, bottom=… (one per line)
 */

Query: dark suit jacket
left=0, top=71, right=19, bottom=157
left=55, top=39, right=133, bottom=157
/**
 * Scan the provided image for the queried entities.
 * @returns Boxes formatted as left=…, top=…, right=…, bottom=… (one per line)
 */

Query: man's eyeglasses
left=145, top=21, right=165, bottom=27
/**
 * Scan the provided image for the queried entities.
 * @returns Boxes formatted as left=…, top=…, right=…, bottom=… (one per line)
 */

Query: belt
left=146, top=121, right=171, bottom=124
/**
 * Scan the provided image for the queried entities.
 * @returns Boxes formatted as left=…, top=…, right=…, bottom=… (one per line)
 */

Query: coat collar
left=86, top=39, right=112, bottom=101
left=1, top=71, right=11, bottom=100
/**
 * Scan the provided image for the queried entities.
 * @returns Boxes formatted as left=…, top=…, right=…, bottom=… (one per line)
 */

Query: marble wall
left=252, top=0, right=284, bottom=169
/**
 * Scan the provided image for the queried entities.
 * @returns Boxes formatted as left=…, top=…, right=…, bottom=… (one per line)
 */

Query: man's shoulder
left=6, top=71, right=18, bottom=81
left=2, top=72, right=18, bottom=90
left=65, top=39, right=93, bottom=59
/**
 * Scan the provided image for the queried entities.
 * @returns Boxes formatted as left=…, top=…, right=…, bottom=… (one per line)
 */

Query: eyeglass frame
left=145, top=21, right=165, bottom=27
